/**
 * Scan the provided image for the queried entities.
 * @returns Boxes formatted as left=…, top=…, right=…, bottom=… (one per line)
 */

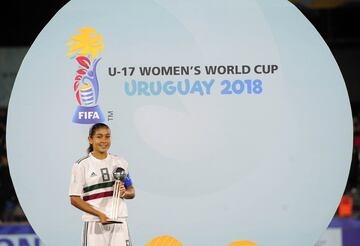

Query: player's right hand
left=99, top=213, right=110, bottom=224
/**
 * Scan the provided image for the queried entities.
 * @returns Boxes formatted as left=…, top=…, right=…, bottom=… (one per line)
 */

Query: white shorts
left=82, top=220, right=131, bottom=246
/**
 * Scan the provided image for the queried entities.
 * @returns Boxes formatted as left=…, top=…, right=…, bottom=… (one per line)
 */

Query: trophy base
left=108, top=219, right=124, bottom=224
left=107, top=220, right=123, bottom=224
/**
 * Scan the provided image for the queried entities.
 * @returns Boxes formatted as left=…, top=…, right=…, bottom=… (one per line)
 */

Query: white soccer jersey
left=69, top=153, right=133, bottom=222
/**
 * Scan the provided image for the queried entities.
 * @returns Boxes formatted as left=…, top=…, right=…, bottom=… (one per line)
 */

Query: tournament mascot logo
left=67, top=27, right=105, bottom=124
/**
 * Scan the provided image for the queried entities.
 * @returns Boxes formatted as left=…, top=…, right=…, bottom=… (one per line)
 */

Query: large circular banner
left=7, top=0, right=353, bottom=245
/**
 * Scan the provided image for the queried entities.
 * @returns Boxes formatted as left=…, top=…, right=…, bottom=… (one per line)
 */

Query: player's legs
left=109, top=219, right=132, bottom=246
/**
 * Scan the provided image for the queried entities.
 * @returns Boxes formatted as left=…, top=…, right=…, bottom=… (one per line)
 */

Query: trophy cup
left=110, top=167, right=127, bottom=222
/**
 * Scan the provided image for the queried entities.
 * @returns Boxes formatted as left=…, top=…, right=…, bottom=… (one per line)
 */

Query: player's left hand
left=115, top=182, right=126, bottom=197
left=119, top=183, right=126, bottom=197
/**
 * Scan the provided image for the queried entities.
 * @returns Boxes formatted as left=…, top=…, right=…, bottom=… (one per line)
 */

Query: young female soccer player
left=69, top=123, right=135, bottom=246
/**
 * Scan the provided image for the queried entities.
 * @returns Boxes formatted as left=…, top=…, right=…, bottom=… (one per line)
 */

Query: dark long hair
left=87, top=123, right=110, bottom=153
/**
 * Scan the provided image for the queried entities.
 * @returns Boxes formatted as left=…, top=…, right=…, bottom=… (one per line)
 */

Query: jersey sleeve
left=69, top=163, right=85, bottom=196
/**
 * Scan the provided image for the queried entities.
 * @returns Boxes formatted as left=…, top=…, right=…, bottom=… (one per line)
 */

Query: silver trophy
left=110, top=167, right=127, bottom=222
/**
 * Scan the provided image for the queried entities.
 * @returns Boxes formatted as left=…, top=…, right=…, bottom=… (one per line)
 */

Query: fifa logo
left=67, top=27, right=105, bottom=124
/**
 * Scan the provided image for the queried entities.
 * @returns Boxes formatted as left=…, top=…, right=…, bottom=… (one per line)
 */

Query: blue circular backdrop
left=7, top=0, right=352, bottom=245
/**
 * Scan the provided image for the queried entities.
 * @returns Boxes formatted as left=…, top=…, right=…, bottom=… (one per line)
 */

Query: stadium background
left=0, top=0, right=359, bottom=245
